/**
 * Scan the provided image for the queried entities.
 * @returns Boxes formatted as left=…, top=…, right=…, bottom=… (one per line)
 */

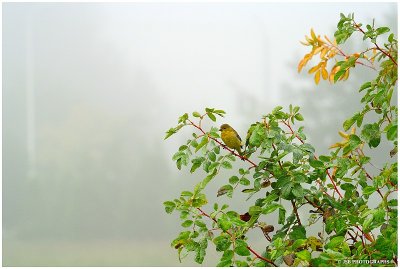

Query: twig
left=247, top=246, right=277, bottom=267
left=352, top=21, right=397, bottom=66
left=291, top=200, right=302, bottom=225
left=188, top=120, right=275, bottom=176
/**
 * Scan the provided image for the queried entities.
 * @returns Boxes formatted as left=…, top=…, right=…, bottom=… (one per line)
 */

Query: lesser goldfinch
left=219, top=124, right=243, bottom=156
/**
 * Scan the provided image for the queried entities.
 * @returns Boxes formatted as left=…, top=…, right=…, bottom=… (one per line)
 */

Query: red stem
left=247, top=246, right=277, bottom=267
left=353, top=21, right=397, bottom=66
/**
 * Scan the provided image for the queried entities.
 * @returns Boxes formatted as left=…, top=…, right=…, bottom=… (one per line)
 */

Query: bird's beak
left=219, top=128, right=222, bottom=131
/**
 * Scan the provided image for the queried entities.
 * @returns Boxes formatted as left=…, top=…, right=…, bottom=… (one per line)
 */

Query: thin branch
left=188, top=120, right=275, bottom=176
left=247, top=246, right=277, bottom=267
left=353, top=21, right=397, bottom=66
left=291, top=200, right=302, bottom=225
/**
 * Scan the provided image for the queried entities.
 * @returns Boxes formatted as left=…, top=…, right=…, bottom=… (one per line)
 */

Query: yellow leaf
left=314, top=69, right=321, bottom=84
left=305, top=35, right=313, bottom=43
left=324, top=35, right=333, bottom=44
left=320, top=47, right=328, bottom=59
left=328, top=48, right=338, bottom=58
left=298, top=59, right=306, bottom=73
left=339, top=131, right=349, bottom=139
left=329, top=66, right=340, bottom=83
left=329, top=142, right=343, bottom=149
left=350, top=127, right=356, bottom=135
left=300, top=40, right=309, bottom=46
left=321, top=68, right=328, bottom=80
left=308, top=65, right=320, bottom=74
left=342, top=69, right=350, bottom=81
left=331, top=166, right=337, bottom=177
left=310, top=28, right=317, bottom=40
left=312, top=46, right=323, bottom=55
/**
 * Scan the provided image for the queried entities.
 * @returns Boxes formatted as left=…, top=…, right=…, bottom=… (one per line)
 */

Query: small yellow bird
left=219, top=124, right=243, bottom=156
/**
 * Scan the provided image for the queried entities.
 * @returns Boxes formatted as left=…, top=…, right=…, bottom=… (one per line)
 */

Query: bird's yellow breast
left=221, top=130, right=242, bottom=150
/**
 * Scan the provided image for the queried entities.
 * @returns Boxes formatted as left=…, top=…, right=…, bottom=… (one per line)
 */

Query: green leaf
left=290, top=225, right=306, bottom=240
left=340, top=183, right=354, bottom=191
left=387, top=124, right=397, bottom=141
left=221, top=161, right=232, bottom=169
left=196, top=136, right=209, bottom=152
left=200, top=169, right=218, bottom=189
left=376, top=27, right=390, bottom=35
left=193, top=111, right=201, bottom=117
left=190, top=162, right=202, bottom=173
left=292, top=239, right=307, bottom=250
left=208, top=151, right=217, bottom=162
left=278, top=208, right=286, bottom=224
left=334, top=68, right=347, bottom=82
left=234, top=245, right=250, bottom=256
left=363, top=214, right=374, bottom=231
left=272, top=106, right=283, bottom=114
left=335, top=218, right=347, bottom=234
left=195, top=220, right=207, bottom=228
left=388, top=199, right=397, bottom=207
left=296, top=250, right=311, bottom=261
left=281, top=183, right=293, bottom=199
left=178, top=113, right=189, bottom=123
left=181, top=220, right=193, bottom=227
left=181, top=191, right=193, bottom=197
left=214, top=234, right=231, bottom=252
left=239, top=177, right=250, bottom=186
left=207, top=112, right=217, bottom=122
left=195, top=238, right=207, bottom=264
left=359, top=82, right=371, bottom=92
left=294, top=113, right=304, bottom=121
left=217, top=250, right=234, bottom=267
left=342, top=241, right=351, bottom=257
left=218, top=218, right=232, bottom=231
left=163, top=201, right=176, bottom=214
left=180, top=210, right=189, bottom=219
left=310, top=158, right=324, bottom=168
left=217, top=184, right=233, bottom=197
left=249, top=205, right=262, bottom=216
left=325, top=236, right=344, bottom=249
left=263, top=203, right=283, bottom=214
left=343, top=117, right=356, bottom=131
left=229, top=176, right=239, bottom=185
left=292, top=184, right=304, bottom=198
left=388, top=33, right=394, bottom=42
left=213, top=203, right=218, bottom=211
left=361, top=123, right=381, bottom=148
left=362, top=186, right=376, bottom=196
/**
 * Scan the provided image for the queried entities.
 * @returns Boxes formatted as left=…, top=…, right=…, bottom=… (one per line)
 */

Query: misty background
left=3, top=2, right=397, bottom=266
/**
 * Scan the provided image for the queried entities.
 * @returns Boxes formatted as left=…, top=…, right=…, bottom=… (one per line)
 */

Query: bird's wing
left=234, top=130, right=242, bottom=142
